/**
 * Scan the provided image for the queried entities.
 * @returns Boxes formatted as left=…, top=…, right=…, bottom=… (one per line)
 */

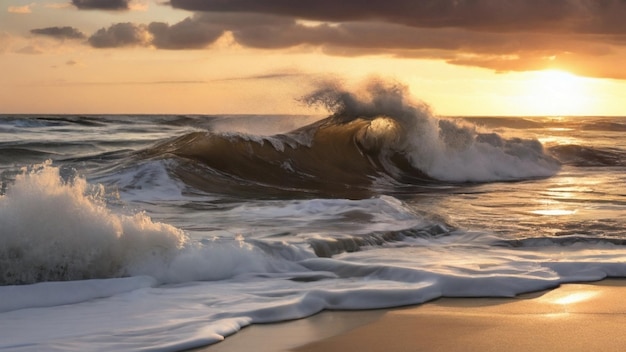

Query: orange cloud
left=7, top=4, right=35, bottom=14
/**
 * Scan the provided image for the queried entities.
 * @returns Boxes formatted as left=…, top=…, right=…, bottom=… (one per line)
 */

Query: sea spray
left=0, top=161, right=186, bottom=285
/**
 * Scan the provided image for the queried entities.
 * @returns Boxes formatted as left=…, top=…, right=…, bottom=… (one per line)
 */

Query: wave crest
left=303, top=79, right=561, bottom=182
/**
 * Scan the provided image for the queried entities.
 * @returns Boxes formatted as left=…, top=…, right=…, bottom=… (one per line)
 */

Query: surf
left=142, top=81, right=560, bottom=197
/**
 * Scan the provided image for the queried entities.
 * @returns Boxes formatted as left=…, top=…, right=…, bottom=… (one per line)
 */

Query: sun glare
left=520, top=70, right=593, bottom=116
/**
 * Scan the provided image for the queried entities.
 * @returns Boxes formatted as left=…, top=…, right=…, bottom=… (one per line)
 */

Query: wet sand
left=203, top=279, right=626, bottom=352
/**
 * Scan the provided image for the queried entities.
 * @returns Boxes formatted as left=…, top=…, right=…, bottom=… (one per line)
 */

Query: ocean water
left=1, top=84, right=626, bottom=351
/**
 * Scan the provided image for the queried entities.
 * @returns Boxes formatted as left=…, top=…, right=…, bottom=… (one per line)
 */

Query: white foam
left=3, top=242, right=626, bottom=351
left=0, top=276, right=156, bottom=313
left=143, top=238, right=308, bottom=284
left=0, top=162, right=187, bottom=284
left=405, top=119, right=560, bottom=181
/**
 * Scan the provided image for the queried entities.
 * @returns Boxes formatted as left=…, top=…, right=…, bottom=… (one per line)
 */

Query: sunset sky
left=2, top=0, right=626, bottom=116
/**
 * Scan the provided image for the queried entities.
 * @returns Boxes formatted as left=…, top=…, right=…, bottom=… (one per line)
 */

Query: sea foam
left=0, top=162, right=186, bottom=285
left=0, top=162, right=312, bottom=286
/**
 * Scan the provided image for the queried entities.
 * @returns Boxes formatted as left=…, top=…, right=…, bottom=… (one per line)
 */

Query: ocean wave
left=0, top=161, right=456, bottom=286
left=581, top=119, right=626, bottom=132
left=143, top=81, right=560, bottom=196
left=0, top=163, right=324, bottom=286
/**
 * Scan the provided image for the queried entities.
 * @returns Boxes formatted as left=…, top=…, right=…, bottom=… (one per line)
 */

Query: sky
left=1, top=0, right=626, bottom=116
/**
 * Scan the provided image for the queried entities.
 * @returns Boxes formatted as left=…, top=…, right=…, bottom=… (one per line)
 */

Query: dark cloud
left=31, top=27, right=86, bottom=40
left=87, top=17, right=223, bottom=49
left=72, top=0, right=130, bottom=10
left=170, top=0, right=626, bottom=34
left=88, top=22, right=150, bottom=48
left=174, top=13, right=605, bottom=61
left=83, top=1, right=626, bottom=79
left=148, top=18, right=223, bottom=49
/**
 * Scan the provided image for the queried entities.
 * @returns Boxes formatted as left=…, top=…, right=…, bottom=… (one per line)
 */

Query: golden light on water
left=531, top=209, right=577, bottom=216
left=532, top=176, right=581, bottom=216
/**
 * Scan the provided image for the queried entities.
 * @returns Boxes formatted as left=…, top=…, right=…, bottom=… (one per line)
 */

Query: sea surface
left=1, top=86, right=626, bottom=351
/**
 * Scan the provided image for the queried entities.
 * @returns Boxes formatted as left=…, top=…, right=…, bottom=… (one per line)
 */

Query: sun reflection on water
left=531, top=209, right=577, bottom=216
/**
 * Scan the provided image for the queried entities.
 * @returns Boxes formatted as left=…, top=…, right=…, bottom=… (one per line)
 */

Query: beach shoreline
left=202, top=279, right=626, bottom=352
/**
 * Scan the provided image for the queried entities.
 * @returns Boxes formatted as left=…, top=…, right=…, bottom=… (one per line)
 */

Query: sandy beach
left=204, top=279, right=626, bottom=352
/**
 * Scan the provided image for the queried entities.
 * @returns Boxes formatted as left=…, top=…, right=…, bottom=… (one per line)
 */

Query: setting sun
left=519, top=70, right=594, bottom=116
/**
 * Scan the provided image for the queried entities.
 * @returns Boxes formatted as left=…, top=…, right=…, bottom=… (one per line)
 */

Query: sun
left=519, top=69, right=593, bottom=116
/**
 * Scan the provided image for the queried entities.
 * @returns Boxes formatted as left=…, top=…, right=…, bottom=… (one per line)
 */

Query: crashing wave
left=143, top=80, right=560, bottom=196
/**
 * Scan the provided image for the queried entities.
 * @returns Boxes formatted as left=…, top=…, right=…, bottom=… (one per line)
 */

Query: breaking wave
left=0, top=163, right=307, bottom=286
left=145, top=81, right=560, bottom=196
left=0, top=162, right=186, bottom=285
left=0, top=162, right=452, bottom=286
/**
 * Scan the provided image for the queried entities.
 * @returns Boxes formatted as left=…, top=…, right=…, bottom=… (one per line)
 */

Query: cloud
left=169, top=0, right=626, bottom=35
left=72, top=0, right=130, bottom=10
left=31, top=27, right=86, bottom=40
left=118, top=13, right=611, bottom=58
left=148, top=17, right=223, bottom=49
left=82, top=1, right=626, bottom=79
left=7, top=4, right=35, bottom=14
left=86, top=18, right=222, bottom=49
left=88, top=22, right=151, bottom=47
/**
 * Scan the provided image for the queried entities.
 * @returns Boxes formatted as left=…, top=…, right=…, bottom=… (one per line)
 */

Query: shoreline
left=201, top=279, right=626, bottom=351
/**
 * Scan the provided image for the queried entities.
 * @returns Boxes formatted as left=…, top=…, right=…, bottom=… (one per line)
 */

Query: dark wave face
left=144, top=117, right=432, bottom=197
left=142, top=82, right=560, bottom=197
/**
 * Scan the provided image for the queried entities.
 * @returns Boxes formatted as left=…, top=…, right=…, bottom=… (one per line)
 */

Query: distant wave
left=549, top=144, right=626, bottom=167
left=580, top=119, right=626, bottom=132
left=465, top=116, right=626, bottom=132
left=144, top=81, right=560, bottom=196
